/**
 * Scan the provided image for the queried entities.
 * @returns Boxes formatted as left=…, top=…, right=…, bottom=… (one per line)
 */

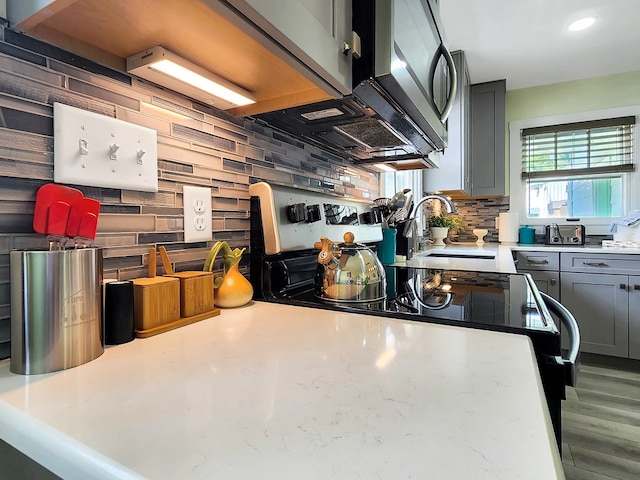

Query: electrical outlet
left=183, top=186, right=212, bottom=243
left=53, top=103, right=158, bottom=192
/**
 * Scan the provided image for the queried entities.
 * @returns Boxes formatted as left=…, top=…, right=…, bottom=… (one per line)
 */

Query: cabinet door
left=228, top=0, right=352, bottom=95
left=424, top=50, right=470, bottom=195
left=470, top=80, right=505, bottom=196
left=561, top=272, right=629, bottom=357
left=526, top=271, right=560, bottom=300
left=522, top=270, right=566, bottom=347
left=630, top=275, right=640, bottom=360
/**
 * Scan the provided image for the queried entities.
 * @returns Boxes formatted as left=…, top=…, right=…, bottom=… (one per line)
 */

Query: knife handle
left=149, top=247, right=157, bottom=278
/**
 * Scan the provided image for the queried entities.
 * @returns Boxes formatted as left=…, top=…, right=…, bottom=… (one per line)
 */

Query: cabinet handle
left=527, top=258, right=549, bottom=265
left=550, top=279, right=557, bottom=285
left=620, top=283, right=628, bottom=290
left=583, top=261, right=608, bottom=267
left=634, top=285, right=640, bottom=290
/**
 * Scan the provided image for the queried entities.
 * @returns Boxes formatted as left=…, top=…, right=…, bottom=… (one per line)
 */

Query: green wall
left=506, top=70, right=640, bottom=122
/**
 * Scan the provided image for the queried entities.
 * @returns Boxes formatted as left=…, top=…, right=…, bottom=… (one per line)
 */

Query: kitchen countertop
left=0, top=302, right=564, bottom=480
left=391, top=241, right=640, bottom=274
left=393, top=243, right=517, bottom=273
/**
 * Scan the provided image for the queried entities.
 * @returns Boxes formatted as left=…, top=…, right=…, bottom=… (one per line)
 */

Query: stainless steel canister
left=10, top=248, right=104, bottom=374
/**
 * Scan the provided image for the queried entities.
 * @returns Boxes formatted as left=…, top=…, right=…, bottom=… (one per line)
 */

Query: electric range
left=248, top=181, right=579, bottom=451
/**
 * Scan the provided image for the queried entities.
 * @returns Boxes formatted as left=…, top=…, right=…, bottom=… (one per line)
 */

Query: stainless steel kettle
left=313, top=232, right=386, bottom=303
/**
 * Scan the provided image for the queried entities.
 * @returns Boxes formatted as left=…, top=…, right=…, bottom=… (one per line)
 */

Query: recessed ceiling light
left=568, top=16, right=596, bottom=32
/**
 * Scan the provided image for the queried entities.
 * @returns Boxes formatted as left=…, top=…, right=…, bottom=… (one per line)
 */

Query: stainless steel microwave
left=258, top=0, right=457, bottom=165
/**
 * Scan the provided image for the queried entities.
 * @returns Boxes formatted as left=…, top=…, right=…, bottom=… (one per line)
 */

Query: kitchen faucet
left=411, top=194, right=457, bottom=216
left=408, top=194, right=458, bottom=253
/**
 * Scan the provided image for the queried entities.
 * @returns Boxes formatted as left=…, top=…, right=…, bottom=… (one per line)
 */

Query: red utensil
left=67, top=197, right=100, bottom=247
left=33, top=183, right=83, bottom=235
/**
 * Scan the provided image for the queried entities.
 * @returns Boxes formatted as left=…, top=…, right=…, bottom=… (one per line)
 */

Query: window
left=380, top=169, right=423, bottom=200
left=521, top=117, right=633, bottom=218
left=510, top=107, right=639, bottom=233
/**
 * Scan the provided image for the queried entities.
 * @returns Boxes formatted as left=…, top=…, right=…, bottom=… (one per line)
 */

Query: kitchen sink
left=419, top=248, right=497, bottom=260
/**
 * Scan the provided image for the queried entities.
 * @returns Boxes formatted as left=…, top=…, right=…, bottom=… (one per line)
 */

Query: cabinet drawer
left=516, top=251, right=559, bottom=271
left=561, top=253, right=640, bottom=275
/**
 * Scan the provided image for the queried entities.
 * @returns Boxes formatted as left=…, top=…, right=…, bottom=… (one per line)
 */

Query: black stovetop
left=278, top=266, right=555, bottom=331
left=254, top=253, right=560, bottom=355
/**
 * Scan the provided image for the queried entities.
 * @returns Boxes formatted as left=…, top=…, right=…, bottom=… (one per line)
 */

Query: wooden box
left=166, top=271, right=215, bottom=318
left=132, top=276, right=180, bottom=335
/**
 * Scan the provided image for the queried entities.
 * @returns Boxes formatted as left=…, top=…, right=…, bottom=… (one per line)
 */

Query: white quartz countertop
left=0, top=302, right=564, bottom=480
left=394, top=243, right=518, bottom=273
left=391, top=241, right=640, bottom=274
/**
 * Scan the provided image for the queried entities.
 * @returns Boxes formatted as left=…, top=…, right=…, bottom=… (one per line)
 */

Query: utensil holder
left=10, top=248, right=104, bottom=375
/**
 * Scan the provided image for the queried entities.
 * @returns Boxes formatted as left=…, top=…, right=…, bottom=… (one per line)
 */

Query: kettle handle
left=315, top=237, right=334, bottom=265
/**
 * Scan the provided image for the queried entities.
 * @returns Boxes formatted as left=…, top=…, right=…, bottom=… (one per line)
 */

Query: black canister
left=104, top=281, right=135, bottom=345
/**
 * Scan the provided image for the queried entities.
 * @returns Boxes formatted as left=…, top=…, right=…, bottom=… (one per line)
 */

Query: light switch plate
left=183, top=185, right=212, bottom=243
left=53, top=103, right=158, bottom=192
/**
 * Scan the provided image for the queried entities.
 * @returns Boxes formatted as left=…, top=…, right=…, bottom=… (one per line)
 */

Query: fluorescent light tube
left=127, top=46, right=256, bottom=110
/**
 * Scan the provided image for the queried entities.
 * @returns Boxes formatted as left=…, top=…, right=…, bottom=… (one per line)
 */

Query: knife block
left=166, top=271, right=216, bottom=318
left=132, top=277, right=180, bottom=335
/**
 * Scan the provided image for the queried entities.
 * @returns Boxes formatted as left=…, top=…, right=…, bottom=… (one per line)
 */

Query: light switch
left=53, top=103, right=158, bottom=192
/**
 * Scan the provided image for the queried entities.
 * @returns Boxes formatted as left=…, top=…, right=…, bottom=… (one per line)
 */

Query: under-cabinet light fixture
left=373, top=163, right=396, bottom=172
left=127, top=46, right=256, bottom=110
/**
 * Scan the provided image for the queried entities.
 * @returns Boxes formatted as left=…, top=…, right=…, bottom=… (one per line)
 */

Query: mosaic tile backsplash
left=0, top=26, right=380, bottom=359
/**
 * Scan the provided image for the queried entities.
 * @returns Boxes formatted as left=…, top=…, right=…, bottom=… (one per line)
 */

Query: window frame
left=509, top=105, right=639, bottom=235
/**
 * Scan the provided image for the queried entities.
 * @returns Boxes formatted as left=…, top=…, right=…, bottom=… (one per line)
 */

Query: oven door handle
left=540, top=292, right=580, bottom=387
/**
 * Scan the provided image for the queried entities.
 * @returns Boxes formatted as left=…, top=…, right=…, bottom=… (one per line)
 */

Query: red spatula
left=66, top=197, right=101, bottom=248
left=33, top=183, right=83, bottom=235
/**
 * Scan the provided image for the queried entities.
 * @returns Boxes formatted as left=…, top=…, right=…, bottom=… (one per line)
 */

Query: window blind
left=521, top=116, right=635, bottom=180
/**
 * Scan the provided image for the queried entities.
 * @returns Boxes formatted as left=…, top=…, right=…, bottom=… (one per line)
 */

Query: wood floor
left=562, top=357, right=640, bottom=480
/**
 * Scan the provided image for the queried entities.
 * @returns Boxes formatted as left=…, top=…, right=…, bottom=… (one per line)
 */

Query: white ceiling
left=439, top=0, right=640, bottom=90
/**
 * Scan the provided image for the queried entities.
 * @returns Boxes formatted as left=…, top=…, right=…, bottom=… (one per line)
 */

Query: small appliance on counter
left=544, top=224, right=585, bottom=245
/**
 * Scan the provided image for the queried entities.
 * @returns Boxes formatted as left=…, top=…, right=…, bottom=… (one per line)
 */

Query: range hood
left=258, top=0, right=457, bottom=168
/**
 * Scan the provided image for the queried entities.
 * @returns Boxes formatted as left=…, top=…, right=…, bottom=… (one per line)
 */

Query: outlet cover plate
left=183, top=185, right=212, bottom=243
left=53, top=103, right=158, bottom=192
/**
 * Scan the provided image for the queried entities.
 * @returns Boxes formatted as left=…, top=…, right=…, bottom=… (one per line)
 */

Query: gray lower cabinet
left=518, top=250, right=640, bottom=358
left=560, top=272, right=629, bottom=357
left=515, top=250, right=562, bottom=341
left=469, top=79, right=506, bottom=196
left=527, top=270, right=560, bottom=300
left=559, top=252, right=640, bottom=359
left=629, top=275, right=640, bottom=360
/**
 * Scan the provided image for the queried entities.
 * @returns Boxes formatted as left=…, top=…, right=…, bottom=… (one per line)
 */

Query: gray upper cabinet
left=470, top=79, right=505, bottom=196
left=424, top=58, right=505, bottom=197
left=225, top=0, right=352, bottom=96
left=424, top=50, right=470, bottom=195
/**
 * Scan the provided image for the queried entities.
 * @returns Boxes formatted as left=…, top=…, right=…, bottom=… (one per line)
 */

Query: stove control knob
left=286, top=203, right=306, bottom=223
left=360, top=207, right=383, bottom=224
left=306, top=204, right=321, bottom=223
